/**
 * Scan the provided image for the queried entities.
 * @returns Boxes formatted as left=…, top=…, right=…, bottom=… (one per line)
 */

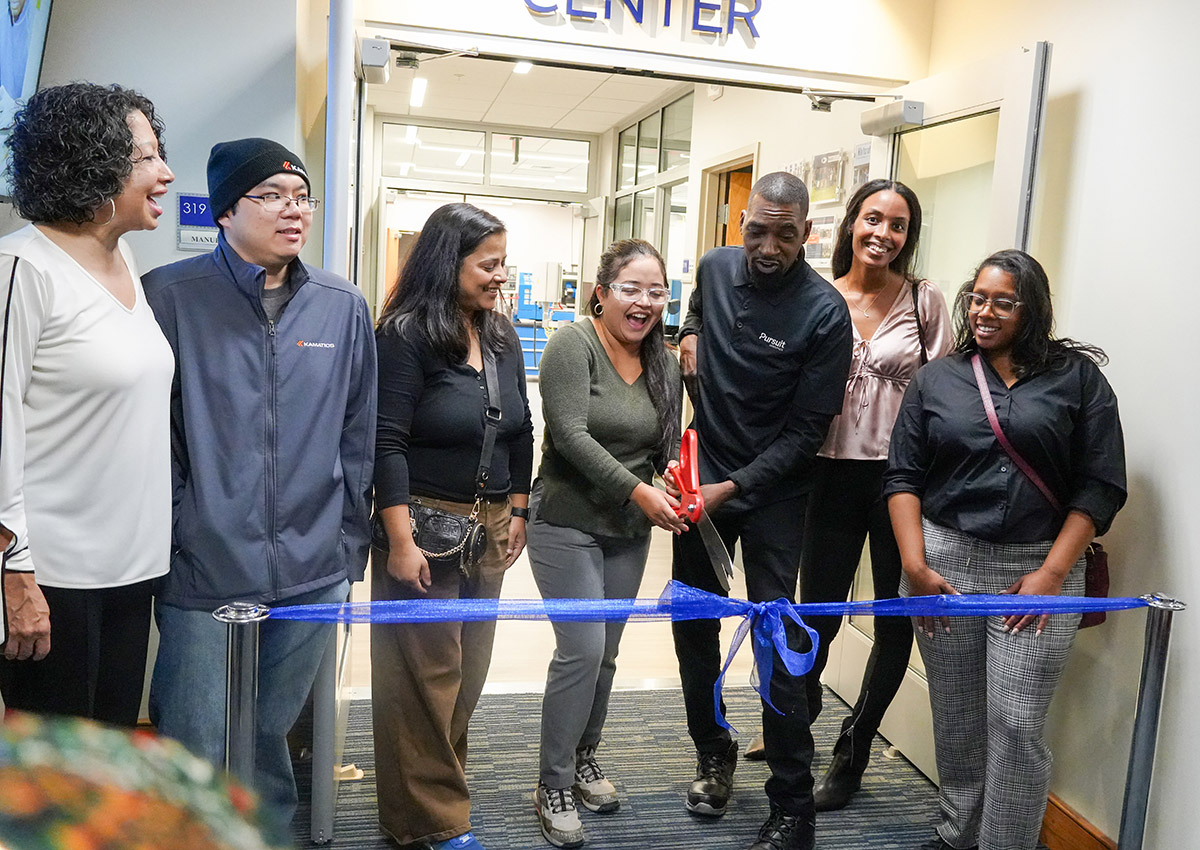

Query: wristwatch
left=510, top=506, right=530, bottom=520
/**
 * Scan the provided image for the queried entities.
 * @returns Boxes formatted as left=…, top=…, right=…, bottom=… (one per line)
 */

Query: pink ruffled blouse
left=819, top=279, right=953, bottom=461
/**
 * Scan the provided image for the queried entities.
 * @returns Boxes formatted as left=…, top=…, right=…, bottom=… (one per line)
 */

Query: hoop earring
left=96, top=198, right=116, bottom=226
left=593, top=302, right=603, bottom=316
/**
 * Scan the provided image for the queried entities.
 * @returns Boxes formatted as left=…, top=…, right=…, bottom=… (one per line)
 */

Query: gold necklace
left=849, top=281, right=894, bottom=318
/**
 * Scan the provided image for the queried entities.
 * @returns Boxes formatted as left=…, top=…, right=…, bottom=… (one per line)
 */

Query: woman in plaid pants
left=882, top=250, right=1127, bottom=850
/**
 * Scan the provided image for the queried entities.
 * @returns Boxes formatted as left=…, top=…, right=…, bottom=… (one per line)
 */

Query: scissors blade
left=695, top=511, right=735, bottom=592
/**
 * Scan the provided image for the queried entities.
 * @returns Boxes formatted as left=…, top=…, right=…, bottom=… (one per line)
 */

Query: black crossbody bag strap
left=912, top=280, right=928, bottom=366
left=475, top=348, right=503, bottom=500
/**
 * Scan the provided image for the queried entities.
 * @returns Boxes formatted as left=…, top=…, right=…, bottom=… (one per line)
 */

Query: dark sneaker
left=533, top=783, right=585, bottom=848
left=686, top=740, right=738, bottom=816
left=746, top=806, right=814, bottom=850
left=574, top=746, right=619, bottom=813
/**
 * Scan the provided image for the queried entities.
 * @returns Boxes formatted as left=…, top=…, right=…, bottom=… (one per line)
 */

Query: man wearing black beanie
left=142, top=138, right=377, bottom=842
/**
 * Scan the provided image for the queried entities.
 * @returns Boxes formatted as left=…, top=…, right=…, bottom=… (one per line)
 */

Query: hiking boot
left=686, top=740, right=738, bottom=817
left=574, top=746, right=619, bottom=813
left=746, top=805, right=815, bottom=850
left=534, top=782, right=585, bottom=848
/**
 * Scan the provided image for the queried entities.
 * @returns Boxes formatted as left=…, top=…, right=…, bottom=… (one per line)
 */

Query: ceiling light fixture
left=404, top=125, right=417, bottom=144
left=410, top=77, right=428, bottom=108
left=455, top=152, right=470, bottom=167
left=513, top=61, right=533, bottom=74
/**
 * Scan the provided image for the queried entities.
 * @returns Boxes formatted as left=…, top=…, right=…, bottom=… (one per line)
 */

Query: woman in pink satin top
left=799, top=179, right=951, bottom=812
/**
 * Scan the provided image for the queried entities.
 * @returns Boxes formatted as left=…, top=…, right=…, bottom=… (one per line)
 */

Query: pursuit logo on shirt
left=758, top=332, right=786, bottom=351
left=296, top=340, right=336, bottom=349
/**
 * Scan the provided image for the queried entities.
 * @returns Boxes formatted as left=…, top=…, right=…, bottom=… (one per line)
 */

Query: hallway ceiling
left=367, top=54, right=688, bottom=134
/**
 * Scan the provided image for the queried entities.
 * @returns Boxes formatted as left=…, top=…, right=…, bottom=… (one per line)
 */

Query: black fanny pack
left=412, top=497, right=489, bottom=581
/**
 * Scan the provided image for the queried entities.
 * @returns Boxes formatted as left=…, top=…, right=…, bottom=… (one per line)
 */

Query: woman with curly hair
left=0, top=82, right=176, bottom=725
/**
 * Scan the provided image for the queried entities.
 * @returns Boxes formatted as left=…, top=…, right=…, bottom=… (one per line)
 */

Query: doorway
left=716, top=165, right=753, bottom=247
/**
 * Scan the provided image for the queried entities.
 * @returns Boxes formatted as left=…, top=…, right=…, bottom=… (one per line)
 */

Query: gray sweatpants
left=527, top=500, right=651, bottom=789
left=903, top=518, right=1085, bottom=850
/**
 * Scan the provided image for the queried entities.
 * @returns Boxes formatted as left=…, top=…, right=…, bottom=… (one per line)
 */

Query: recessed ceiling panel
left=367, top=51, right=687, bottom=134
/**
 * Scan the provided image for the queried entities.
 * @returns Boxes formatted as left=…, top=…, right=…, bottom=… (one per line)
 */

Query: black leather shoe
left=917, top=836, right=977, bottom=850
left=746, top=806, right=815, bottom=850
left=813, top=748, right=861, bottom=812
left=686, top=740, right=738, bottom=816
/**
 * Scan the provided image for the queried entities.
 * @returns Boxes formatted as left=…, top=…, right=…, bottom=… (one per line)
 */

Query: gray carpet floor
left=291, top=686, right=973, bottom=849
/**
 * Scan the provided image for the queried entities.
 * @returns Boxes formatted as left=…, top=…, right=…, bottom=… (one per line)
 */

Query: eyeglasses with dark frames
left=242, top=193, right=321, bottom=213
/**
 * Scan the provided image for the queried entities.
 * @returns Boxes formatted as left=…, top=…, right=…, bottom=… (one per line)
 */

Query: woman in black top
left=883, top=250, right=1126, bottom=850
left=371, top=203, right=534, bottom=850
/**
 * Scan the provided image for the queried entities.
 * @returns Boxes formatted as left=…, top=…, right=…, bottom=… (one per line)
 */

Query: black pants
left=800, top=458, right=913, bottom=746
left=0, top=579, right=154, bottom=726
left=672, top=495, right=815, bottom=817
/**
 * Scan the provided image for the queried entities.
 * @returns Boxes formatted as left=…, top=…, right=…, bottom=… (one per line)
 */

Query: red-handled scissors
left=668, top=428, right=736, bottom=592
left=669, top=428, right=703, bottom=522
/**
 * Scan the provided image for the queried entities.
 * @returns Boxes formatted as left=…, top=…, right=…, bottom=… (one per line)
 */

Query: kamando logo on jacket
left=297, top=340, right=336, bottom=349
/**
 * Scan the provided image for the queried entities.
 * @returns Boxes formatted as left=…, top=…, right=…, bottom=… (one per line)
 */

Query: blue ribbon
left=270, top=580, right=1150, bottom=731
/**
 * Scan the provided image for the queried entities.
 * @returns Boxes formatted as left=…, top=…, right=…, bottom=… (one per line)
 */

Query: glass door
left=823, top=43, right=1052, bottom=782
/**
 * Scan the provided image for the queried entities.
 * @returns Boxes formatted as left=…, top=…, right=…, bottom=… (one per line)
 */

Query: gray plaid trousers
left=902, top=519, right=1085, bottom=850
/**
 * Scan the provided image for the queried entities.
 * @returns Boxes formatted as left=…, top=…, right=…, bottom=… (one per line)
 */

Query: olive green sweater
left=536, top=320, right=679, bottom=538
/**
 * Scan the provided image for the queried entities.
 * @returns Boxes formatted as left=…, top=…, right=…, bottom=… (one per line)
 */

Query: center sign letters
left=524, top=0, right=763, bottom=38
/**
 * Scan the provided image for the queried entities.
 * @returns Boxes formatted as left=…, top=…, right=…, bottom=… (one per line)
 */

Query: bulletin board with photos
left=802, top=141, right=875, bottom=272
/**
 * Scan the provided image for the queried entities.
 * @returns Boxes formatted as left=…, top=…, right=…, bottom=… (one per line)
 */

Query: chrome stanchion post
left=1118, top=593, right=1186, bottom=850
left=213, top=602, right=272, bottom=787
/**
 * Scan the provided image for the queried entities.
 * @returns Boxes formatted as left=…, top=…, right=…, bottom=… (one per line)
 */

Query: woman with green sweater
left=530, top=240, right=684, bottom=848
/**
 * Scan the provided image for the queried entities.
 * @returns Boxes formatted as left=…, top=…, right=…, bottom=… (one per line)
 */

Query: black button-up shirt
left=679, top=247, right=852, bottom=511
left=883, top=351, right=1127, bottom=543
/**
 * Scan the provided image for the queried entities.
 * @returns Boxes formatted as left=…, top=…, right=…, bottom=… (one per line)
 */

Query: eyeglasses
left=242, top=193, right=321, bottom=213
left=961, top=292, right=1022, bottom=319
left=607, top=283, right=671, bottom=304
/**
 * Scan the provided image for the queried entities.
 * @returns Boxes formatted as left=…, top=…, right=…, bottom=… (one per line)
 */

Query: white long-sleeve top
left=0, top=224, right=173, bottom=588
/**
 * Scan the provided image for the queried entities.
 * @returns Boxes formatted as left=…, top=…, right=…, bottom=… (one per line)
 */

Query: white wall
left=0, top=0, right=310, bottom=271
left=386, top=194, right=579, bottom=275
left=928, top=1, right=1199, bottom=843
left=297, top=0, right=331, bottom=265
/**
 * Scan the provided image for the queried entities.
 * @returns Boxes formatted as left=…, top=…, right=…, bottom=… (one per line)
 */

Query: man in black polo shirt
left=672, top=172, right=852, bottom=850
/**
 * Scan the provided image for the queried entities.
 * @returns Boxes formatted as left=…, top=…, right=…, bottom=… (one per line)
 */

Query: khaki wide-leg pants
left=370, top=496, right=511, bottom=846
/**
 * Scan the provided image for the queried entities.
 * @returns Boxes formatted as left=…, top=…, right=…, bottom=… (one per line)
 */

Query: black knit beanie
left=207, top=138, right=311, bottom=224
